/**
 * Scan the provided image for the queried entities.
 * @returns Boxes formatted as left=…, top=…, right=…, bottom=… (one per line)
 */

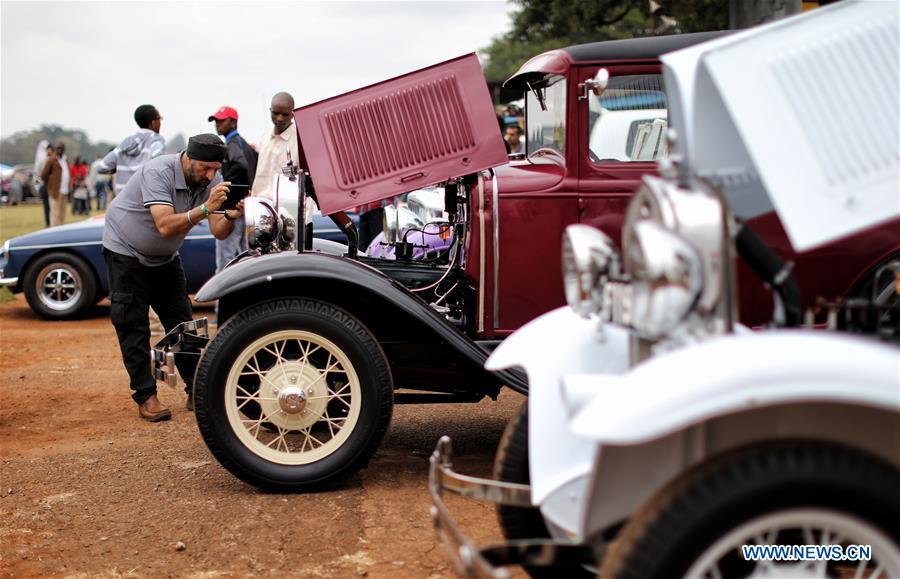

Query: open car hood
left=294, top=53, right=508, bottom=215
left=662, top=0, right=899, bottom=252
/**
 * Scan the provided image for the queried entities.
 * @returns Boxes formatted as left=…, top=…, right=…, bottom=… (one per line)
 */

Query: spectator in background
left=70, top=156, right=90, bottom=215
left=90, top=153, right=112, bottom=210
left=98, top=104, right=165, bottom=196
left=252, top=92, right=297, bottom=200
left=7, top=173, right=24, bottom=206
left=505, top=125, right=525, bottom=155
left=208, top=105, right=258, bottom=271
left=41, top=143, right=70, bottom=227
left=34, top=140, right=51, bottom=226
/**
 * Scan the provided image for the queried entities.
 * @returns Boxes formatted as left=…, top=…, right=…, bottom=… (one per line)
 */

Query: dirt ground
left=0, top=294, right=526, bottom=578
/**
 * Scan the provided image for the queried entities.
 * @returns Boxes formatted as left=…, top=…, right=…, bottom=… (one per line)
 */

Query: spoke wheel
left=687, top=508, right=900, bottom=579
left=225, top=330, right=362, bottom=465
left=194, top=298, right=393, bottom=491
left=600, top=442, right=900, bottom=579
left=23, top=252, right=97, bottom=319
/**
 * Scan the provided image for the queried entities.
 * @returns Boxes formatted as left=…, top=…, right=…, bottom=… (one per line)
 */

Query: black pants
left=104, top=249, right=196, bottom=405
left=39, top=185, right=50, bottom=227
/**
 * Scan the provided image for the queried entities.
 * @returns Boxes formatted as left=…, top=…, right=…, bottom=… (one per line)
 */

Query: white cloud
left=1, top=0, right=511, bottom=146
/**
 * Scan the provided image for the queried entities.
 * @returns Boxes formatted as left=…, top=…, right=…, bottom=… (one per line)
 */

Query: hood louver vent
left=294, top=53, right=508, bottom=215
left=324, top=76, right=476, bottom=186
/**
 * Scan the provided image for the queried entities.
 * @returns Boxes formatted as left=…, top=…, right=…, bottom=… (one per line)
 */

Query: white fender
left=567, top=330, right=900, bottom=445
left=486, top=307, right=630, bottom=506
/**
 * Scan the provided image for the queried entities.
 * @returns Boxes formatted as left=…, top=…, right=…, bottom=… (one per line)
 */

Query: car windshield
left=525, top=75, right=566, bottom=157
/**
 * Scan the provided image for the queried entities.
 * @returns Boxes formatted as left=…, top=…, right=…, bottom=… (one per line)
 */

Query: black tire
left=22, top=251, right=97, bottom=319
left=494, top=403, right=593, bottom=579
left=600, top=442, right=900, bottom=579
left=194, top=298, right=393, bottom=491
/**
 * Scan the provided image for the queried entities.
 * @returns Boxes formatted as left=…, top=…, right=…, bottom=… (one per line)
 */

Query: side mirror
left=580, top=68, right=609, bottom=101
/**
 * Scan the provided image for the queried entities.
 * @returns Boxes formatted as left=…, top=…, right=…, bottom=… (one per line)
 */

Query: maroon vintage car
left=155, top=35, right=899, bottom=491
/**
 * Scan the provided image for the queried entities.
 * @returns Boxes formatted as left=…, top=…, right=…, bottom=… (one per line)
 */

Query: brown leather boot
left=138, top=394, right=172, bottom=422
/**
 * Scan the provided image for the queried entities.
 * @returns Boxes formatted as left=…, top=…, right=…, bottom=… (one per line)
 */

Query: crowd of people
left=32, top=142, right=114, bottom=226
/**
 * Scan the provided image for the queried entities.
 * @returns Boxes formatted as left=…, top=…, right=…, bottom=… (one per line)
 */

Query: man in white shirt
left=252, top=92, right=299, bottom=200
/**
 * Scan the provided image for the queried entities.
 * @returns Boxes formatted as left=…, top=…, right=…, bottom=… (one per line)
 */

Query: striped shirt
left=98, top=129, right=166, bottom=195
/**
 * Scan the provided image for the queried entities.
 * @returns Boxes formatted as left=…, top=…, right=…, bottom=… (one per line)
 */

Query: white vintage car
left=429, top=2, right=900, bottom=578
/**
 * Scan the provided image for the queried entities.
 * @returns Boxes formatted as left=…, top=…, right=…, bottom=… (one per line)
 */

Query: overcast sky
left=1, top=0, right=512, bottom=147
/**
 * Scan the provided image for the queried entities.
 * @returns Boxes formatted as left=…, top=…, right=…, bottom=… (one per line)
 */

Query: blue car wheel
left=23, top=252, right=98, bottom=320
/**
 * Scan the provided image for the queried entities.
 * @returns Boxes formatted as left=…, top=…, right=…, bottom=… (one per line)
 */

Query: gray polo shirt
left=102, top=153, right=221, bottom=266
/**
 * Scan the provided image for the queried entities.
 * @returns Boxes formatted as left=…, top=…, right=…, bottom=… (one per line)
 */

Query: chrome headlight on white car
left=562, top=225, right=619, bottom=317
left=560, top=174, right=727, bottom=348
left=625, top=221, right=703, bottom=339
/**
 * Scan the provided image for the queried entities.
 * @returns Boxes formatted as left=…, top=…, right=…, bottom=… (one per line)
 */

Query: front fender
left=197, top=251, right=528, bottom=394
left=567, top=330, right=900, bottom=445
left=487, top=307, right=630, bottom=513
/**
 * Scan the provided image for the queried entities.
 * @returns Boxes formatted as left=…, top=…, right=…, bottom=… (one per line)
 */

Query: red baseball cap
left=208, top=106, right=238, bottom=121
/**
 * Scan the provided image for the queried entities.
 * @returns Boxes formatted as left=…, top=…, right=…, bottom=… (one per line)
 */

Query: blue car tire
left=23, top=251, right=98, bottom=320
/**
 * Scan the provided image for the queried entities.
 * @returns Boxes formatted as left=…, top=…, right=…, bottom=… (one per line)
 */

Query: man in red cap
left=208, top=106, right=258, bottom=273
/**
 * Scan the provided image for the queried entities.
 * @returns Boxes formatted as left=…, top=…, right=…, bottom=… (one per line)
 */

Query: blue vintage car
left=0, top=212, right=352, bottom=320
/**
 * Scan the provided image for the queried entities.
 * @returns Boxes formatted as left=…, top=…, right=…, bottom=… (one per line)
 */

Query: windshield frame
left=524, top=74, right=568, bottom=159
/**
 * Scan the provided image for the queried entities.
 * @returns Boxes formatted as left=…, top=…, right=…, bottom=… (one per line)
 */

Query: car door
left=576, top=63, right=665, bottom=247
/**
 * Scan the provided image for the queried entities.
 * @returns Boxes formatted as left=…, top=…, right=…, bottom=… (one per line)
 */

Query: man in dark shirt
left=208, top=106, right=258, bottom=271
left=102, top=134, right=244, bottom=421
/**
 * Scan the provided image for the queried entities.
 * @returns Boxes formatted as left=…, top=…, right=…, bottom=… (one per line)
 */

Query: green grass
left=0, top=202, right=92, bottom=241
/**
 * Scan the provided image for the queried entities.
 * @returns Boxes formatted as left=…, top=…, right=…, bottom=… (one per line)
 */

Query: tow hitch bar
left=151, top=318, right=210, bottom=387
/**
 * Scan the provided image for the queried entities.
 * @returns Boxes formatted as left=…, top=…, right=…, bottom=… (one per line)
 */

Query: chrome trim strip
left=10, top=241, right=104, bottom=251
left=492, top=173, right=500, bottom=330
left=10, top=235, right=214, bottom=252
left=478, top=174, right=486, bottom=334
left=0, top=276, right=19, bottom=286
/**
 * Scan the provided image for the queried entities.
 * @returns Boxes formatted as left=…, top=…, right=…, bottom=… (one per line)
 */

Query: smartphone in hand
left=221, top=183, right=250, bottom=211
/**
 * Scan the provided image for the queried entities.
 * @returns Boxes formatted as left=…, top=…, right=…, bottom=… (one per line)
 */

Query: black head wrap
left=186, top=134, right=226, bottom=162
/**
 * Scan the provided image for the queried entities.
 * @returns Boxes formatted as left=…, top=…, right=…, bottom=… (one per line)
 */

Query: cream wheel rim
left=225, top=330, right=362, bottom=465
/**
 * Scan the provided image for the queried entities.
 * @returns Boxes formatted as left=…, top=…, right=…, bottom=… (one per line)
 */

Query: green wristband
left=200, top=203, right=209, bottom=218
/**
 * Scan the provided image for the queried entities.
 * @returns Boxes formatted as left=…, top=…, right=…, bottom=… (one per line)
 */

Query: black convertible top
left=563, top=31, right=731, bottom=62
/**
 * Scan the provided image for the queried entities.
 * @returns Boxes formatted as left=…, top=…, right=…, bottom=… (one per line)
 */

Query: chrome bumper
left=428, top=436, right=594, bottom=578
left=151, top=318, right=210, bottom=387
left=0, top=276, right=19, bottom=287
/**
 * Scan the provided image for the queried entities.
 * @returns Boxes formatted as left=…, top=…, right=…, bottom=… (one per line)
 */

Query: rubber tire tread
left=23, top=251, right=97, bottom=320
left=194, top=298, right=393, bottom=491
left=493, top=403, right=592, bottom=579
left=600, top=441, right=900, bottom=579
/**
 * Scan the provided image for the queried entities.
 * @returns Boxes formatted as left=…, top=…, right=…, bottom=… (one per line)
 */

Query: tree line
left=0, top=125, right=186, bottom=168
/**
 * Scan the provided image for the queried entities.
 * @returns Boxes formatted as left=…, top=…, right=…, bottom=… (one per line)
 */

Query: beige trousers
left=49, top=195, right=68, bottom=227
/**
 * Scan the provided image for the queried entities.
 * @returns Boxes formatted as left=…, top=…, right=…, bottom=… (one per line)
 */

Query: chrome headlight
left=1, top=239, right=10, bottom=262
left=626, top=221, right=703, bottom=339
left=562, top=224, right=619, bottom=317
left=244, top=197, right=279, bottom=249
